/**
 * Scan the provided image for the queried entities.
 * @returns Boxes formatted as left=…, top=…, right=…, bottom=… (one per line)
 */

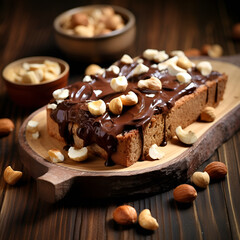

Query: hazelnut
left=88, top=99, right=106, bottom=116
left=196, top=61, right=212, bottom=76
left=109, top=97, right=123, bottom=115
left=68, top=146, right=88, bottom=162
left=138, top=76, right=162, bottom=91
left=85, top=64, right=102, bottom=76
left=184, top=48, right=201, bottom=57
left=113, top=205, right=137, bottom=225
left=232, top=23, right=240, bottom=40
left=168, top=63, right=186, bottom=76
left=0, top=118, right=15, bottom=136
left=110, top=76, right=128, bottom=92
left=71, top=12, right=89, bottom=27
left=120, top=91, right=138, bottom=106
left=48, top=149, right=64, bottom=163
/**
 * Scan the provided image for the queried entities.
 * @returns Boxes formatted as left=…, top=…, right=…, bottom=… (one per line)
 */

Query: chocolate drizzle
left=49, top=57, right=221, bottom=162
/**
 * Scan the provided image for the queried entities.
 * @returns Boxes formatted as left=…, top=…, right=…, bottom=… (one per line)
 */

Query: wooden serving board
left=18, top=60, right=240, bottom=203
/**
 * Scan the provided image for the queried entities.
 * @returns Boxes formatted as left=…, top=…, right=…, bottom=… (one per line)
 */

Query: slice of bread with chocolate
left=47, top=49, right=227, bottom=167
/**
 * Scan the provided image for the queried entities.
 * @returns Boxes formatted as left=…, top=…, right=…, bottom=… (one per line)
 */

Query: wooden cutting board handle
left=37, top=168, right=74, bottom=202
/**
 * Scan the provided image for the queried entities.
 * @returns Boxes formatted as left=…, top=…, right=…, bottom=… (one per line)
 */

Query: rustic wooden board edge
left=18, top=102, right=240, bottom=202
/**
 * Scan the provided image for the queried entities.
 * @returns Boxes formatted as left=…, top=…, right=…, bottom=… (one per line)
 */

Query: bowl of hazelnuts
left=53, top=5, right=136, bottom=63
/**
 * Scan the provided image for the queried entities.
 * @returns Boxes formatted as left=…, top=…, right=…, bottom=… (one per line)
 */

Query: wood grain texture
left=0, top=0, right=240, bottom=239
left=18, top=61, right=240, bottom=202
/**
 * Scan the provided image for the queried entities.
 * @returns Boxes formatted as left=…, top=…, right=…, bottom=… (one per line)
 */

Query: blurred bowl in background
left=53, top=4, right=136, bottom=63
left=2, top=56, right=69, bottom=108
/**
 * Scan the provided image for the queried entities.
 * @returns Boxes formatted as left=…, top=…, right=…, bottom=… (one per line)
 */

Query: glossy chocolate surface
left=50, top=57, right=221, bottom=158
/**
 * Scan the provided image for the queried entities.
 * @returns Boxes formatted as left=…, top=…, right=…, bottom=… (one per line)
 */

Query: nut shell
left=113, top=205, right=137, bottom=225
left=204, top=161, right=227, bottom=179
left=173, top=184, right=197, bottom=203
left=0, top=118, right=15, bottom=136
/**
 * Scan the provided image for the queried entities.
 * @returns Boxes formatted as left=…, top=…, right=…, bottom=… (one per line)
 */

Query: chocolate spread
left=49, top=57, right=221, bottom=164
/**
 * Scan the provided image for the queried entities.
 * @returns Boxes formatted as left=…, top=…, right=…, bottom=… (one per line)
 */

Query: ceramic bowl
left=53, top=4, right=136, bottom=63
left=2, top=56, right=69, bottom=108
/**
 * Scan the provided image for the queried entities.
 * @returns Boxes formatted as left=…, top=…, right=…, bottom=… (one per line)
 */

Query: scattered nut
left=48, top=149, right=65, bottom=163
left=147, top=144, right=165, bottom=160
left=176, top=72, right=192, bottom=84
left=153, top=51, right=169, bottom=63
left=88, top=99, right=106, bottom=116
left=53, top=88, right=70, bottom=100
left=3, top=166, right=22, bottom=185
left=207, top=44, right=223, bottom=58
left=0, top=118, right=14, bottom=136
left=68, top=146, right=88, bottom=162
left=191, top=171, right=210, bottom=188
left=109, top=97, right=123, bottom=115
left=138, top=209, right=159, bottom=231
left=120, top=54, right=134, bottom=64
left=26, top=120, right=39, bottom=133
left=170, top=50, right=185, bottom=57
left=120, top=91, right=138, bottom=106
left=204, top=161, right=227, bottom=180
left=200, top=107, right=216, bottom=122
left=232, top=23, right=240, bottom=39
left=184, top=48, right=201, bottom=57
left=132, top=63, right=149, bottom=76
left=113, top=205, right=137, bottom=225
left=85, top=64, right=102, bottom=75
left=168, top=63, right=186, bottom=76
left=157, top=56, right=179, bottom=71
left=138, top=76, right=162, bottom=91
left=175, top=126, right=197, bottom=145
left=173, top=184, right=197, bottom=203
left=196, top=61, right=212, bottom=76
left=143, top=49, right=159, bottom=60
left=110, top=76, right=128, bottom=92
left=13, top=60, right=61, bottom=84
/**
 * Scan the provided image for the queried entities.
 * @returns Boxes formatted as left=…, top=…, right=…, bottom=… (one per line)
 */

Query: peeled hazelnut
left=138, top=209, right=159, bottom=230
left=88, top=99, right=106, bottom=116
left=68, top=146, right=88, bottom=162
left=85, top=64, right=102, bottom=75
left=170, top=50, right=185, bottom=57
left=204, top=161, right=227, bottom=180
left=153, top=51, right=169, bottom=63
left=83, top=75, right=93, bottom=82
left=0, top=118, right=15, bottom=136
left=109, top=97, right=123, bottom=115
left=196, top=61, right=212, bottom=76
left=120, top=91, right=138, bottom=106
left=48, top=149, right=64, bottom=163
left=191, top=171, right=210, bottom=188
left=173, top=184, right=197, bottom=203
left=107, top=65, right=120, bottom=75
left=138, top=76, right=162, bottom=91
left=200, top=107, right=216, bottom=122
left=74, top=25, right=94, bottom=37
left=148, top=144, right=165, bottom=160
left=113, top=205, right=137, bottom=225
left=110, top=76, right=128, bottom=92
left=105, top=14, right=123, bottom=30
left=4, top=166, right=22, bottom=185
left=175, top=126, right=197, bottom=145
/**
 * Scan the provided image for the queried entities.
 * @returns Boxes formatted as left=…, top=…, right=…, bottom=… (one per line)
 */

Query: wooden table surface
left=0, top=0, right=240, bottom=239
